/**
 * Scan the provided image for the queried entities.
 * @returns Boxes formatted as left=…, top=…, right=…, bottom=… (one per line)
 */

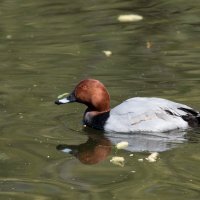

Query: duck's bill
left=55, top=97, right=70, bottom=105
left=55, top=92, right=76, bottom=105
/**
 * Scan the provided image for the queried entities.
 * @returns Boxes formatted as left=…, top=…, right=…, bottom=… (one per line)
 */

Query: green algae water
left=0, top=0, right=200, bottom=199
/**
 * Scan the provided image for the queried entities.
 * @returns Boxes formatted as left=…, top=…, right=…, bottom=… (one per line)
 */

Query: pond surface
left=0, top=0, right=200, bottom=199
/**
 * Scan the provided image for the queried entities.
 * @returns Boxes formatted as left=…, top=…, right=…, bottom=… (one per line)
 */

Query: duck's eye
left=80, top=85, right=88, bottom=90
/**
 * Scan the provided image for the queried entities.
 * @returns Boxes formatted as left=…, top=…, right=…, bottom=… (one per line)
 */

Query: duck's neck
left=83, top=108, right=110, bottom=130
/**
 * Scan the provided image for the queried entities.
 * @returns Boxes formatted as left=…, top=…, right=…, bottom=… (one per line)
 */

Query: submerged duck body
left=55, top=79, right=200, bottom=133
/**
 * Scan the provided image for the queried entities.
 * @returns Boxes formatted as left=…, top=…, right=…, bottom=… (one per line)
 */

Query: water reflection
left=1, top=0, right=200, bottom=199
left=57, top=132, right=112, bottom=164
left=106, top=130, right=187, bottom=152
left=57, top=128, right=187, bottom=165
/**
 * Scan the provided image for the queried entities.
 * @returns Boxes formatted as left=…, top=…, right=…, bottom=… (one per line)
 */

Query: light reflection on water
left=0, top=0, right=200, bottom=199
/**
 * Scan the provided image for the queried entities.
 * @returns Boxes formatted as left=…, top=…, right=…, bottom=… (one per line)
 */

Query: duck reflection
left=56, top=131, right=112, bottom=165
left=57, top=127, right=188, bottom=165
left=106, top=130, right=187, bottom=152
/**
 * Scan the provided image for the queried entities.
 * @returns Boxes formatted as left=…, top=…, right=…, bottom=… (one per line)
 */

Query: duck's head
left=55, top=79, right=110, bottom=112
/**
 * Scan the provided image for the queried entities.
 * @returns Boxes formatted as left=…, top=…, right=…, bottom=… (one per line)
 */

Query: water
left=0, top=0, right=200, bottom=199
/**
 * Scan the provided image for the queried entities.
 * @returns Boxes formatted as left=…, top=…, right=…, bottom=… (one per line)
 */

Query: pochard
left=55, top=79, right=200, bottom=133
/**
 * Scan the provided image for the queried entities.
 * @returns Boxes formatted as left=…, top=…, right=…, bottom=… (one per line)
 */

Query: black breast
left=84, top=111, right=110, bottom=130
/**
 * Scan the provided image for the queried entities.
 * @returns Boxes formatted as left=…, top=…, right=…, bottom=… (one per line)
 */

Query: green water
left=0, top=0, right=200, bottom=199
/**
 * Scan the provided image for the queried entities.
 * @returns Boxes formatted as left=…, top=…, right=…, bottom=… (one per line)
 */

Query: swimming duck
left=55, top=79, right=200, bottom=133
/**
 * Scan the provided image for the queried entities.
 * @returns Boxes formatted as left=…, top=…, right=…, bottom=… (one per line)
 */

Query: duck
left=55, top=79, right=200, bottom=133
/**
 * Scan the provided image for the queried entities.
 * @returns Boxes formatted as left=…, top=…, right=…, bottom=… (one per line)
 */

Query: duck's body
left=55, top=79, right=200, bottom=133
left=105, top=97, right=199, bottom=132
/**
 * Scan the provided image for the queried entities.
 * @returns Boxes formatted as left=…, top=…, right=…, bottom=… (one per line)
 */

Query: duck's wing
left=105, top=97, right=199, bottom=132
left=111, top=97, right=197, bottom=116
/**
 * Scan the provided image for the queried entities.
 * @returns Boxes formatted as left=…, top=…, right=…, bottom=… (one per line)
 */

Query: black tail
left=179, top=107, right=200, bottom=127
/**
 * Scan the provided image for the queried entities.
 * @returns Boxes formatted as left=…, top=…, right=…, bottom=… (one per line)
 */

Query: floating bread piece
left=102, top=50, right=112, bottom=57
left=110, top=156, right=125, bottom=167
left=118, top=14, right=143, bottom=22
left=57, top=93, right=69, bottom=99
left=145, top=152, right=159, bottom=162
left=116, top=141, right=129, bottom=149
left=146, top=41, right=153, bottom=49
left=6, top=35, right=12, bottom=39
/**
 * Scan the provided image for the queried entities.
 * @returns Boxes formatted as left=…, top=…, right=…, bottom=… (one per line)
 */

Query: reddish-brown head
left=55, top=79, right=110, bottom=112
